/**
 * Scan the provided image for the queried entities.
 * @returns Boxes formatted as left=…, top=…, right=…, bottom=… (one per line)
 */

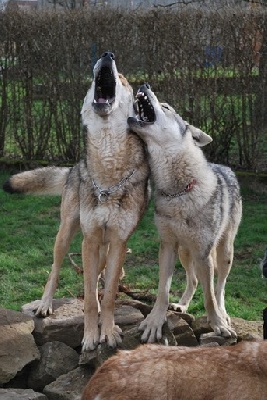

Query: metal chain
left=92, top=169, right=136, bottom=203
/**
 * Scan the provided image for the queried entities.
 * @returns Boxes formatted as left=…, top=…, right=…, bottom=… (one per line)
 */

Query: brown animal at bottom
left=81, top=341, right=267, bottom=400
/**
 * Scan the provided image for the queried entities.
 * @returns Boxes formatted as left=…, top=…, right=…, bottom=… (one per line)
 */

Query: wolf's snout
left=101, top=51, right=115, bottom=60
left=138, top=83, right=151, bottom=94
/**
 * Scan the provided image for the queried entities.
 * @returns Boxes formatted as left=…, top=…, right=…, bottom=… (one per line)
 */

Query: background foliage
left=0, top=7, right=267, bottom=171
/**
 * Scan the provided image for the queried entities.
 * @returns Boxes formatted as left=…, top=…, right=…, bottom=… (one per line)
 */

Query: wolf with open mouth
left=128, top=83, right=242, bottom=342
left=3, top=53, right=150, bottom=351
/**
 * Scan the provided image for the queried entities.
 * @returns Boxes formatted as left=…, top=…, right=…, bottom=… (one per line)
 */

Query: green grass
left=0, top=171, right=266, bottom=321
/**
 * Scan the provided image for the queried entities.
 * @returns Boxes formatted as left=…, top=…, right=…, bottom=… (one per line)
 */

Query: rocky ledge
left=0, top=298, right=263, bottom=400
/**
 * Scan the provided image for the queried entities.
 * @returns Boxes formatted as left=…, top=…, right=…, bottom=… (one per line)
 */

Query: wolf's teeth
left=105, top=100, right=109, bottom=103
left=144, top=96, right=147, bottom=100
left=93, top=99, right=97, bottom=103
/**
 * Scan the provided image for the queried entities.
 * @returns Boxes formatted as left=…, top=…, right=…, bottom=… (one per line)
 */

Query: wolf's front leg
left=139, top=240, right=177, bottom=343
left=82, top=237, right=101, bottom=351
left=99, top=239, right=126, bottom=348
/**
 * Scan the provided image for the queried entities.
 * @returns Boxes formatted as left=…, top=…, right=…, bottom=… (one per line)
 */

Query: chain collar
left=160, top=179, right=197, bottom=200
left=92, top=170, right=136, bottom=203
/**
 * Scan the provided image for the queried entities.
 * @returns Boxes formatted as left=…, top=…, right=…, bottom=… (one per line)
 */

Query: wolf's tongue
left=98, top=98, right=108, bottom=103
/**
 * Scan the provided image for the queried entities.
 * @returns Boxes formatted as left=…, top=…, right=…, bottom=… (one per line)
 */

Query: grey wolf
left=81, top=341, right=267, bottom=400
left=127, top=83, right=242, bottom=342
left=3, top=52, right=150, bottom=351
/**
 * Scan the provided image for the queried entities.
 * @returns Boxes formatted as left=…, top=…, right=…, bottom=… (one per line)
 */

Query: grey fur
left=128, top=84, right=242, bottom=342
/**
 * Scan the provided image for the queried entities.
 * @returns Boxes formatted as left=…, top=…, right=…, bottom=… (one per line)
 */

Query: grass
left=0, top=170, right=266, bottom=321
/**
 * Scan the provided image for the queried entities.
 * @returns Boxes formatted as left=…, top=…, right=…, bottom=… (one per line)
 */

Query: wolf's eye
left=162, top=104, right=170, bottom=111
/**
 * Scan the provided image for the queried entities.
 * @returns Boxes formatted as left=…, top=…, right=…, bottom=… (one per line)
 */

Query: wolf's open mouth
left=135, top=88, right=155, bottom=124
left=94, top=65, right=115, bottom=105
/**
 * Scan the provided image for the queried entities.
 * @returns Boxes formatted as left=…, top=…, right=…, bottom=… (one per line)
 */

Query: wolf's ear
left=188, top=125, right=213, bottom=147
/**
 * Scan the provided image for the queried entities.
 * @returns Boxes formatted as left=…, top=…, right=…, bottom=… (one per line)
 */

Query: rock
left=201, top=342, right=220, bottom=347
left=231, top=317, right=263, bottom=341
left=168, top=310, right=195, bottom=327
left=0, top=308, right=40, bottom=385
left=21, top=299, right=144, bottom=350
left=2, top=364, right=31, bottom=389
left=21, top=299, right=85, bottom=348
left=114, top=303, right=144, bottom=330
left=79, top=323, right=144, bottom=368
left=117, top=299, right=153, bottom=317
left=199, top=332, right=237, bottom=346
left=79, top=343, right=117, bottom=368
left=175, top=331, right=199, bottom=346
left=0, top=388, right=47, bottom=399
left=120, top=325, right=144, bottom=350
left=43, top=366, right=93, bottom=400
left=191, top=315, right=213, bottom=339
left=166, top=311, right=198, bottom=346
left=1, top=299, right=264, bottom=399
left=28, top=341, right=79, bottom=391
left=161, top=322, right=177, bottom=346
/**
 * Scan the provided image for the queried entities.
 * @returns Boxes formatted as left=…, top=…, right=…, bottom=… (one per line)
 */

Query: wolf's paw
left=82, top=328, right=100, bottom=351
left=168, top=302, right=188, bottom=313
left=100, top=324, right=122, bottom=348
left=218, top=308, right=231, bottom=327
left=139, top=309, right=167, bottom=343
left=35, top=299, right=53, bottom=317
left=212, top=321, right=237, bottom=338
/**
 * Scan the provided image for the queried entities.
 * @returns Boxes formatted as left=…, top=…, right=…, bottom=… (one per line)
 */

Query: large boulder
left=0, top=389, right=47, bottom=399
left=28, top=341, right=79, bottom=391
left=21, top=299, right=85, bottom=348
left=43, top=366, right=93, bottom=400
left=0, top=308, right=40, bottom=385
left=231, top=317, right=263, bottom=341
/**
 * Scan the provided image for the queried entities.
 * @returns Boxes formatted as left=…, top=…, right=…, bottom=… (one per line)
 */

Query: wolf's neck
left=88, top=132, right=128, bottom=183
left=148, top=143, right=215, bottom=194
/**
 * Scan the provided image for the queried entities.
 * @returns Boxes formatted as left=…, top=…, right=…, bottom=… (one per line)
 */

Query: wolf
left=81, top=341, right=267, bottom=400
left=127, top=83, right=242, bottom=342
left=3, top=52, right=150, bottom=350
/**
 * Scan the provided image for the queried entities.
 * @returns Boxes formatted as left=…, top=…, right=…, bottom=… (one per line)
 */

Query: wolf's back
left=3, top=166, right=71, bottom=196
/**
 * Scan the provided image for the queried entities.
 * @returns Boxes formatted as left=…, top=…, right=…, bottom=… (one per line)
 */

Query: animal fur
left=3, top=52, right=150, bottom=351
left=81, top=341, right=267, bottom=400
left=127, top=83, right=242, bottom=342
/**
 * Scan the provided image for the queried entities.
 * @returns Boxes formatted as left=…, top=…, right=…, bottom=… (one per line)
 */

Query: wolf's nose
left=101, top=51, right=115, bottom=60
left=138, top=83, right=151, bottom=93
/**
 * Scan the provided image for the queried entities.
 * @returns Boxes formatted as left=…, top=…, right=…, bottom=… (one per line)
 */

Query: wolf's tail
left=3, top=166, right=71, bottom=196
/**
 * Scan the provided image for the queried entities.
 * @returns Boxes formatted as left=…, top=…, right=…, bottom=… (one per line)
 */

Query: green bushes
left=0, top=7, right=267, bottom=170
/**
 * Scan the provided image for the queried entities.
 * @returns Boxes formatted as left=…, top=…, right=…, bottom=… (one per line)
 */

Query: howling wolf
left=3, top=53, right=150, bottom=350
left=127, top=83, right=242, bottom=342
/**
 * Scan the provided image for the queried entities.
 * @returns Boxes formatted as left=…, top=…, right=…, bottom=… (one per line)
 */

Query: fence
left=0, top=7, right=267, bottom=171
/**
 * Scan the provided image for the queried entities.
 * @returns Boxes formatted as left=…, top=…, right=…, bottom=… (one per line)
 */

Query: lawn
left=0, top=170, right=266, bottom=321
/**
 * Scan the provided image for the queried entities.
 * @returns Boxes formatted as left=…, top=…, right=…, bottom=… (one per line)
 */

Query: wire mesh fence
left=0, top=7, right=267, bottom=171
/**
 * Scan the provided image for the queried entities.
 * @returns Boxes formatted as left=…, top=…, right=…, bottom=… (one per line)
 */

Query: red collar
left=160, top=179, right=197, bottom=199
